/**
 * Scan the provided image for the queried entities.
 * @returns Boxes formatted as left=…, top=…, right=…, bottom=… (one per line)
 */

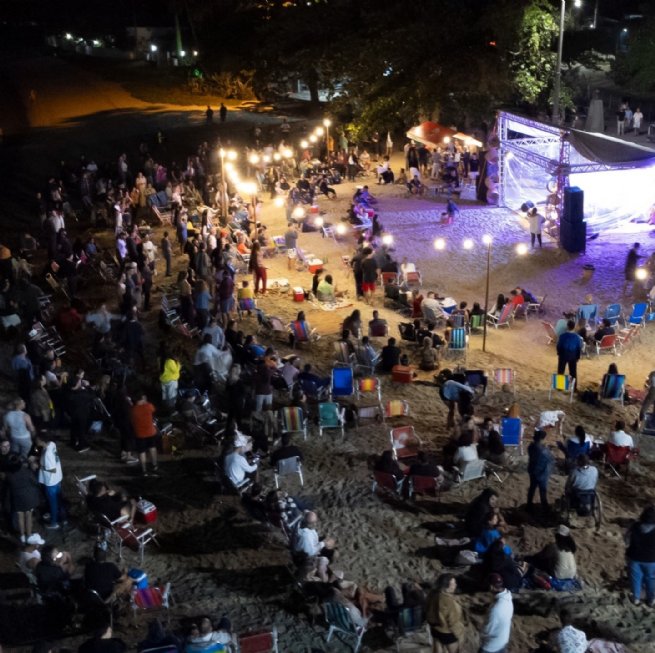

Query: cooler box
left=310, top=205, right=320, bottom=214
left=128, top=568, right=148, bottom=589
left=293, top=287, right=305, bottom=302
left=392, top=365, right=413, bottom=383
left=136, top=499, right=158, bottom=524
left=308, top=259, right=324, bottom=274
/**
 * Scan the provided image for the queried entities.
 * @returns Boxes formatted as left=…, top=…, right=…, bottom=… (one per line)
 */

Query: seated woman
left=530, top=524, right=578, bottom=582
left=289, top=310, right=316, bottom=346
left=557, top=425, right=591, bottom=470
left=342, top=309, right=362, bottom=338
left=453, top=430, right=479, bottom=475
left=489, top=293, right=507, bottom=319
left=483, top=429, right=507, bottom=466
left=465, top=488, right=504, bottom=538
left=419, top=336, right=439, bottom=371
left=474, top=513, right=512, bottom=557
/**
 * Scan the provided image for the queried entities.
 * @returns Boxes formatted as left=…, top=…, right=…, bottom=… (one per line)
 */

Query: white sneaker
left=20, top=535, right=27, bottom=544
left=125, top=457, right=139, bottom=465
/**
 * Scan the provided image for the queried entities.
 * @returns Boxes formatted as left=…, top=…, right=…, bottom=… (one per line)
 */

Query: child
left=237, top=280, right=255, bottom=316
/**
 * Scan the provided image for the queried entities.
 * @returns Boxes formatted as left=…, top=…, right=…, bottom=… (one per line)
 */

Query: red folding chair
left=604, top=443, right=636, bottom=479
left=236, top=627, right=279, bottom=653
left=131, top=583, right=172, bottom=625
left=390, top=426, right=422, bottom=461
left=407, top=475, right=442, bottom=501
left=371, top=470, right=403, bottom=497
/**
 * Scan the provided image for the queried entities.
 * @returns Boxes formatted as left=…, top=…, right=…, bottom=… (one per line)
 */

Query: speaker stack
left=559, top=186, right=586, bottom=253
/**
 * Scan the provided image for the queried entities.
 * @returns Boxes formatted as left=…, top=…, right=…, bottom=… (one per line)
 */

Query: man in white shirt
left=36, top=433, right=64, bottom=529
left=223, top=446, right=258, bottom=487
left=609, top=420, right=634, bottom=448
left=292, top=511, right=336, bottom=582
left=479, top=574, right=513, bottom=653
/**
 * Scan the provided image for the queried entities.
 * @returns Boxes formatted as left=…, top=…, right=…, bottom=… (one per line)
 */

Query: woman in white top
left=4, top=398, right=35, bottom=457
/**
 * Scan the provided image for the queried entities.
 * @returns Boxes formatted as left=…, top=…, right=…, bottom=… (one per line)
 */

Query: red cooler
left=136, top=499, right=158, bottom=524
left=308, top=259, right=324, bottom=274
left=293, top=287, right=305, bottom=302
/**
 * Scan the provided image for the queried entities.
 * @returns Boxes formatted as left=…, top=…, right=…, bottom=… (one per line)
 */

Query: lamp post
left=432, top=236, right=527, bottom=353
left=219, top=148, right=237, bottom=225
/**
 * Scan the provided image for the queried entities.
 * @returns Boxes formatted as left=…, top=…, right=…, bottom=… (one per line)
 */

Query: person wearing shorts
left=130, top=395, right=159, bottom=477
left=361, top=248, right=379, bottom=304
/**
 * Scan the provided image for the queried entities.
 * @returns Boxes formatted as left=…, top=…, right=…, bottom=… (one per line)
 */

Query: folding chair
left=131, top=583, right=172, bottom=626
left=513, top=303, right=528, bottom=321
left=604, top=443, right=635, bottom=479
left=256, top=309, right=289, bottom=342
left=324, top=601, right=369, bottom=653
left=45, top=272, right=69, bottom=300
left=404, top=270, right=422, bottom=290
left=491, top=368, right=516, bottom=395
left=500, top=417, right=524, bottom=456
left=371, top=470, right=403, bottom=497
left=390, top=425, right=422, bottom=461
left=160, top=295, right=180, bottom=325
left=317, top=402, right=345, bottom=439
left=446, top=327, right=467, bottom=360
left=289, top=320, right=317, bottom=348
left=464, top=369, right=488, bottom=400
left=384, top=399, right=410, bottom=422
left=272, top=236, right=287, bottom=255
left=487, top=303, right=513, bottom=328
left=469, top=313, right=484, bottom=333
left=279, top=406, right=308, bottom=440
left=602, top=303, right=622, bottom=326
left=600, top=374, right=625, bottom=406
left=368, top=321, right=389, bottom=338
left=595, top=333, right=617, bottom=356
left=617, top=326, right=639, bottom=353
left=407, top=475, right=442, bottom=502
left=548, top=374, right=576, bottom=403
left=274, top=456, right=304, bottom=488
left=358, top=377, right=382, bottom=404
left=577, top=303, right=599, bottom=326
left=235, top=626, right=279, bottom=653
left=96, top=514, right=159, bottom=564
left=298, top=377, right=328, bottom=403
left=456, top=459, right=487, bottom=484
left=237, top=297, right=257, bottom=320
left=542, top=320, right=557, bottom=345
left=450, top=314, right=466, bottom=328
left=625, top=302, right=648, bottom=326
left=380, top=272, right=399, bottom=286
left=330, top=366, right=356, bottom=401
left=392, top=605, right=432, bottom=653
left=333, top=341, right=356, bottom=367
left=74, top=474, right=97, bottom=500
left=526, top=294, right=546, bottom=317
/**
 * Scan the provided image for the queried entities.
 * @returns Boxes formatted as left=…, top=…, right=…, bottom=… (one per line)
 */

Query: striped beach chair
left=446, top=327, right=467, bottom=360
left=492, top=368, right=516, bottom=395
left=278, top=406, right=308, bottom=440
left=599, top=373, right=625, bottom=406
left=131, top=583, right=172, bottom=626
left=384, top=399, right=410, bottom=422
left=358, top=376, right=382, bottom=404
left=289, top=319, right=316, bottom=348
left=548, top=374, right=576, bottom=403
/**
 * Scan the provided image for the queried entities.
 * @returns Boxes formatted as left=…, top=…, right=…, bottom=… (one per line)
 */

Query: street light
left=309, top=135, right=317, bottom=144
left=463, top=238, right=474, bottom=250
left=315, top=126, right=324, bottom=137
left=553, top=0, right=567, bottom=124
left=323, top=118, right=332, bottom=156
left=300, top=139, right=309, bottom=149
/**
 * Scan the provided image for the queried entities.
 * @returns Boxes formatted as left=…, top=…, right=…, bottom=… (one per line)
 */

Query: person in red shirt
left=130, top=394, right=158, bottom=476
left=509, top=289, right=524, bottom=308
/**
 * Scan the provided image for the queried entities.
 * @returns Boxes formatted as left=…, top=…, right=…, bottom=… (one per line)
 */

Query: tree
left=613, top=16, right=655, bottom=92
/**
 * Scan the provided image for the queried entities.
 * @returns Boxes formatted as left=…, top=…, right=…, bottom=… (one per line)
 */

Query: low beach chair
left=333, top=341, right=356, bottom=367
left=324, top=601, right=369, bottom=653
left=625, top=302, right=648, bottom=327
left=371, top=470, right=403, bottom=498
left=330, top=366, right=356, bottom=402
left=500, top=417, right=524, bottom=456
left=384, top=399, right=410, bottom=422
left=595, top=333, right=617, bottom=356
left=274, top=456, right=304, bottom=488
left=390, top=425, right=422, bottom=461
left=279, top=407, right=308, bottom=440
left=491, top=368, right=516, bottom=395
left=358, top=377, right=382, bottom=404
left=392, top=605, right=432, bottom=652
left=542, top=320, right=557, bottom=345
left=469, top=313, right=484, bottom=333
left=131, top=583, right=172, bottom=626
left=577, top=303, right=599, bottom=326
left=600, top=374, right=625, bottom=406
left=548, top=374, right=576, bottom=403
left=289, top=320, right=317, bottom=349
left=407, top=475, right=442, bottom=502
left=317, top=402, right=346, bottom=439
left=235, top=626, right=279, bottom=653
left=604, top=443, right=636, bottom=480
left=487, top=303, right=513, bottom=328
left=526, top=294, right=546, bottom=317
left=446, top=327, right=468, bottom=360
left=602, top=303, right=622, bottom=326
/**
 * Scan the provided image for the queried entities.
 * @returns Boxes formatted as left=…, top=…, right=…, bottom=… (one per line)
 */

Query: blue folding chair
left=602, top=303, right=622, bottom=327
left=625, top=302, right=648, bottom=326
left=330, top=366, right=356, bottom=401
left=500, top=417, right=523, bottom=455
left=600, top=374, right=625, bottom=406
left=576, top=303, right=598, bottom=326
left=447, top=327, right=467, bottom=360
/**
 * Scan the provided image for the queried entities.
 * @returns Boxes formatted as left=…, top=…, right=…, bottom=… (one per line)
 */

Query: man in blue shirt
left=556, top=320, right=583, bottom=381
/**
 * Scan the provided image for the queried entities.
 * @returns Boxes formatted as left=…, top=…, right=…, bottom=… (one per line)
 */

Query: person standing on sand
left=478, top=574, right=513, bottom=653
left=625, top=504, right=655, bottom=606
left=623, top=242, right=644, bottom=294
left=219, top=103, right=227, bottom=123
left=556, top=320, right=582, bottom=382
left=527, top=430, right=554, bottom=513
left=426, top=573, right=466, bottom=653
left=528, top=207, right=545, bottom=248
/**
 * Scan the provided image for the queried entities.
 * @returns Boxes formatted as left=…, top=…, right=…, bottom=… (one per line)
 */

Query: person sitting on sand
left=465, top=489, right=505, bottom=538
left=529, top=525, right=578, bottom=584
left=355, top=336, right=380, bottom=371
left=342, top=309, right=362, bottom=338
left=482, top=539, right=526, bottom=593
left=419, top=336, right=439, bottom=371
left=316, top=274, right=344, bottom=302
left=379, top=337, right=401, bottom=373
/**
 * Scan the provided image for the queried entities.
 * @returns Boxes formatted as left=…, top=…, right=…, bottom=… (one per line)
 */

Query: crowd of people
left=0, top=113, right=652, bottom=653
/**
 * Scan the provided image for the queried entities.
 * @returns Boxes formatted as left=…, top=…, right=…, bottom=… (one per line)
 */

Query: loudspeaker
left=560, top=219, right=587, bottom=253
left=563, top=186, right=584, bottom=224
